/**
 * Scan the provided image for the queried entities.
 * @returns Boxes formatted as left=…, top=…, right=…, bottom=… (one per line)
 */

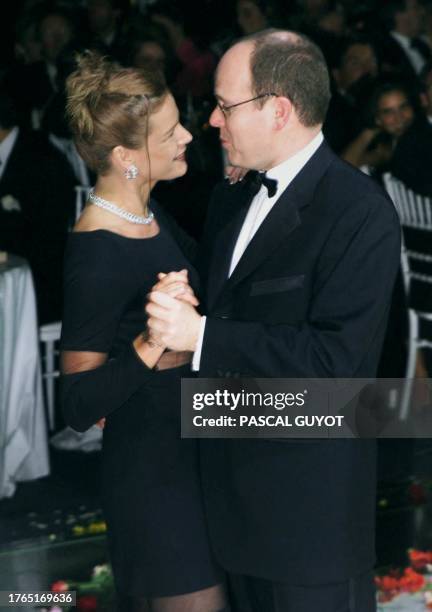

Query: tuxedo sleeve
left=199, top=193, right=401, bottom=378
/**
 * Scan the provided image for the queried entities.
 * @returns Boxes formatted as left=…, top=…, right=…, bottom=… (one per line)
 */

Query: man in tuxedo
left=147, top=29, right=401, bottom=611
left=324, top=35, right=379, bottom=153
left=376, top=0, right=430, bottom=85
left=0, top=92, right=75, bottom=323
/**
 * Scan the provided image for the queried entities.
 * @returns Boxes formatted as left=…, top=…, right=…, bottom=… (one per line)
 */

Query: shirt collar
left=0, top=127, right=19, bottom=170
left=391, top=31, right=411, bottom=50
left=265, top=131, right=324, bottom=200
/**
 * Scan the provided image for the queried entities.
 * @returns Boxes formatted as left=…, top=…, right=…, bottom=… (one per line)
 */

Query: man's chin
left=226, top=152, right=241, bottom=167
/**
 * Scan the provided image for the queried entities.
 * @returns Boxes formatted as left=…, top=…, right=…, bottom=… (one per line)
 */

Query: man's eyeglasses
left=215, top=93, right=277, bottom=118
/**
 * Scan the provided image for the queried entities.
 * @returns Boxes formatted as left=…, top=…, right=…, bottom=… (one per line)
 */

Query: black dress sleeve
left=60, top=343, right=153, bottom=432
left=60, top=235, right=154, bottom=432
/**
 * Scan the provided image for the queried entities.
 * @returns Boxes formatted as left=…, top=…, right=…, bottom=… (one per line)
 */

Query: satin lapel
left=226, top=190, right=301, bottom=291
left=222, top=140, right=335, bottom=295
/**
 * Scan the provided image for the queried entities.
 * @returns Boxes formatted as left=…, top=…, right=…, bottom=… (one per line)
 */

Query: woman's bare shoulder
left=73, top=205, right=117, bottom=233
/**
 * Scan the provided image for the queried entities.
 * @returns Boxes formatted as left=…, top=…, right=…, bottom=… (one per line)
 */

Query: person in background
left=126, top=24, right=181, bottom=90
left=236, top=0, right=272, bottom=35
left=376, top=0, right=430, bottom=85
left=420, top=59, right=432, bottom=121
left=85, top=0, right=126, bottom=61
left=150, top=1, right=217, bottom=99
left=5, top=7, right=78, bottom=132
left=390, top=82, right=432, bottom=195
left=0, top=90, right=75, bottom=323
left=342, top=82, right=417, bottom=175
left=324, top=35, right=379, bottom=153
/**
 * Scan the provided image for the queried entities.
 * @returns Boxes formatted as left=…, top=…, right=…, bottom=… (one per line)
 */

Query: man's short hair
left=243, top=29, right=331, bottom=127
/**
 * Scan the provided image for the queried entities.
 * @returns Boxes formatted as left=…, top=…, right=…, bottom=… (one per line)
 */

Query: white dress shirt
left=0, top=127, right=19, bottom=181
left=192, top=131, right=324, bottom=370
left=391, top=31, right=426, bottom=75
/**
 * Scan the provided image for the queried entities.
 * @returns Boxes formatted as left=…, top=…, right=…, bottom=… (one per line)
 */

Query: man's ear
left=273, top=96, right=292, bottom=130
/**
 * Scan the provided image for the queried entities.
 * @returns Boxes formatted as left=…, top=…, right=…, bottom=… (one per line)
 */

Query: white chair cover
left=0, top=256, right=50, bottom=498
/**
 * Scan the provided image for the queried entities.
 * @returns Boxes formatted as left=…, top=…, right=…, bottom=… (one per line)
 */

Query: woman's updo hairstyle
left=66, top=51, right=167, bottom=174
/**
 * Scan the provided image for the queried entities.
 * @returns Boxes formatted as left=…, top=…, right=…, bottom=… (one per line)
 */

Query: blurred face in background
left=40, top=14, right=73, bottom=62
left=301, top=0, right=330, bottom=20
left=133, top=41, right=166, bottom=72
left=394, top=0, right=423, bottom=38
left=334, top=43, right=378, bottom=91
left=317, top=7, right=346, bottom=35
left=236, top=0, right=267, bottom=35
left=375, top=90, right=414, bottom=137
left=16, top=22, right=42, bottom=64
left=88, top=0, right=118, bottom=36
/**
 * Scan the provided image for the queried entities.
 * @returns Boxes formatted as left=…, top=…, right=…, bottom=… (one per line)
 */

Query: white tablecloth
left=0, top=255, right=50, bottom=498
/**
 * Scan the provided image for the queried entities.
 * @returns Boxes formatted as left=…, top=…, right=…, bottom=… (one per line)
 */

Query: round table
left=0, top=255, right=49, bottom=499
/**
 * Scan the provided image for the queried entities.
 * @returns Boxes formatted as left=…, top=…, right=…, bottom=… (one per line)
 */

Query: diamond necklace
left=88, top=189, right=154, bottom=225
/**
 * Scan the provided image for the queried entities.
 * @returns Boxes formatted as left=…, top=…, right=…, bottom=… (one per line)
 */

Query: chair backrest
left=74, top=185, right=92, bottom=224
left=383, top=173, right=432, bottom=229
left=39, top=321, right=62, bottom=431
left=383, top=173, right=432, bottom=309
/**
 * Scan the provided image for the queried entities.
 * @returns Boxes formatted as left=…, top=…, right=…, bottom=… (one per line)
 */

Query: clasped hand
left=145, top=269, right=202, bottom=352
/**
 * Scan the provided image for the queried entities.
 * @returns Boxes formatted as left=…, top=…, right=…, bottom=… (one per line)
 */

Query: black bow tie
left=246, top=170, right=278, bottom=198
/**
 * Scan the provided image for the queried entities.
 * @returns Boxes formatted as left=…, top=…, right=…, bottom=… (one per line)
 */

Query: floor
left=0, top=445, right=111, bottom=610
left=1, top=439, right=432, bottom=610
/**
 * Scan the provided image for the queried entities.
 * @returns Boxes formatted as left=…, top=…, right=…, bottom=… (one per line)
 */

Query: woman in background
left=60, top=52, right=227, bottom=612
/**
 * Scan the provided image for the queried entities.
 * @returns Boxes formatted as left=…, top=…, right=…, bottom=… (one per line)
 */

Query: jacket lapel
left=209, top=141, right=335, bottom=307
left=206, top=186, right=250, bottom=309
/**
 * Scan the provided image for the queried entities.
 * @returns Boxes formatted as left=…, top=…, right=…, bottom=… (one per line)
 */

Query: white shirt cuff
left=192, top=316, right=206, bottom=371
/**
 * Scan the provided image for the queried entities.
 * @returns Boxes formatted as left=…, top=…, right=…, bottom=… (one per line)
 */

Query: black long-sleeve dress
left=60, top=201, right=221, bottom=597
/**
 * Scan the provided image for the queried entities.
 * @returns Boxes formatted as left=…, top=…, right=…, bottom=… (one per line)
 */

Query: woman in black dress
left=60, top=52, right=227, bottom=611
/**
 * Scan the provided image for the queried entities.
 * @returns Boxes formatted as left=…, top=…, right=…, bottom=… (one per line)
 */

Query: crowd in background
left=0, top=0, right=431, bottom=375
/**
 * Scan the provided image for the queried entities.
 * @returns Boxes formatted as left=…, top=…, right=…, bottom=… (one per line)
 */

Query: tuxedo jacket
left=0, top=130, right=75, bottom=322
left=197, top=141, right=401, bottom=584
left=374, top=34, right=430, bottom=85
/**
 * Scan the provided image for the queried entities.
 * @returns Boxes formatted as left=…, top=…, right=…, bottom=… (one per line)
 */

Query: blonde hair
left=66, top=51, right=167, bottom=174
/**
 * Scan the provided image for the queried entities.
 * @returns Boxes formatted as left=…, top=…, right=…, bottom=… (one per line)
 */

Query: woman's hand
left=151, top=269, right=199, bottom=306
left=225, top=165, right=248, bottom=184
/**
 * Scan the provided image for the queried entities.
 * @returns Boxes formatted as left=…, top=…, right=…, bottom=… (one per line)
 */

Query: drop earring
left=125, top=164, right=139, bottom=180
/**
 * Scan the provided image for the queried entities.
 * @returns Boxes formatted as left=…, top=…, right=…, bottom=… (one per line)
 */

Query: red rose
left=409, top=549, right=432, bottom=570
left=375, top=574, right=400, bottom=592
left=399, top=567, right=426, bottom=593
left=76, top=595, right=98, bottom=612
left=51, top=580, right=69, bottom=592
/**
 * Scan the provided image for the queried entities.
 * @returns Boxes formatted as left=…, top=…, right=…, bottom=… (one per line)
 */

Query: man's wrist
left=192, top=316, right=206, bottom=371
